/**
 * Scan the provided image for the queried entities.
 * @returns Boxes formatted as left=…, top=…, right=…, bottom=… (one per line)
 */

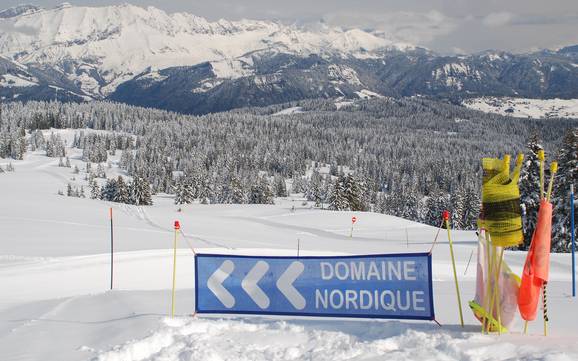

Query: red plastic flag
left=518, top=199, right=552, bottom=321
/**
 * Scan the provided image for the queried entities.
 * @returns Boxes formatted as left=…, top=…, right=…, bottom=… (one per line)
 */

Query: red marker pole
left=109, top=207, right=114, bottom=290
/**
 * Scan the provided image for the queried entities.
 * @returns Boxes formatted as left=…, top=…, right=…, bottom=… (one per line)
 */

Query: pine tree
left=249, top=176, right=274, bottom=204
left=115, top=176, right=130, bottom=203
left=197, top=177, right=214, bottom=204
left=463, top=189, right=480, bottom=230
left=174, top=176, right=194, bottom=205
left=306, top=170, right=323, bottom=207
left=130, top=176, right=153, bottom=205
left=552, top=128, right=578, bottom=252
left=30, top=130, right=45, bottom=151
left=329, top=164, right=338, bottom=176
left=262, top=177, right=274, bottom=204
left=89, top=177, right=100, bottom=199
left=291, top=175, right=305, bottom=193
left=399, top=187, right=419, bottom=221
left=451, top=186, right=467, bottom=229
left=343, top=174, right=366, bottom=211
left=46, top=133, right=65, bottom=158
left=101, top=178, right=118, bottom=202
left=66, top=183, right=73, bottom=197
left=328, top=176, right=349, bottom=211
left=96, top=164, right=106, bottom=178
left=519, top=134, right=544, bottom=249
left=425, top=189, right=450, bottom=227
left=229, top=176, right=246, bottom=204
left=274, top=175, right=288, bottom=197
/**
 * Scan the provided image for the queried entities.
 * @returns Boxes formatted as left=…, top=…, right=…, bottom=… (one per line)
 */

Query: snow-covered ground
left=463, top=97, right=578, bottom=119
left=1, top=146, right=578, bottom=360
left=272, top=106, right=305, bottom=116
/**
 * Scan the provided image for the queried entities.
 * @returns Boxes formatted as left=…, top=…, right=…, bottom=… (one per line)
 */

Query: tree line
left=0, top=98, right=576, bottom=250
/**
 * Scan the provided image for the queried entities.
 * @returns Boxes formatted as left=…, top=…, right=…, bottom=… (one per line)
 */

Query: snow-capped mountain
left=0, top=3, right=577, bottom=115
left=0, top=3, right=407, bottom=98
left=109, top=48, right=578, bottom=114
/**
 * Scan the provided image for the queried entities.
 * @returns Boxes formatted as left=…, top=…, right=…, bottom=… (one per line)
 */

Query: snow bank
left=94, top=317, right=577, bottom=361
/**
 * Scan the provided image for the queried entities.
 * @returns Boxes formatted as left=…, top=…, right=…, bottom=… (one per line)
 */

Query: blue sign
left=195, top=253, right=434, bottom=320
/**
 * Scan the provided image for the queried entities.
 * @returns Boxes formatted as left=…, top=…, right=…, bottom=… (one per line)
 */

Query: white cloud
left=324, top=10, right=459, bottom=45
left=482, top=12, right=515, bottom=28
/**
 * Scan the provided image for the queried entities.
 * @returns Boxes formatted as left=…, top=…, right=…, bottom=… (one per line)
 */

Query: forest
left=0, top=97, right=576, bottom=251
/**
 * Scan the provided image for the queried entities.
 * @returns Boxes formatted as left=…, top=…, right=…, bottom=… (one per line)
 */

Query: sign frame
left=195, top=252, right=434, bottom=320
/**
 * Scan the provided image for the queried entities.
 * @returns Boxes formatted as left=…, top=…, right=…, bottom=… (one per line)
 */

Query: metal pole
left=109, top=207, right=113, bottom=290
left=571, top=184, right=575, bottom=297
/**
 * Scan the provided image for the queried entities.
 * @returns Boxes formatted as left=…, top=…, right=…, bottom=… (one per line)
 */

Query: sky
left=2, top=0, right=577, bottom=54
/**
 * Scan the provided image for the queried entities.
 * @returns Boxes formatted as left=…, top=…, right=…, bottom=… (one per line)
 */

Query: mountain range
left=1, top=3, right=577, bottom=114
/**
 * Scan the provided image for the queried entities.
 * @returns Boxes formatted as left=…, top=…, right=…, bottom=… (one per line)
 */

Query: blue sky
left=2, top=0, right=577, bottom=54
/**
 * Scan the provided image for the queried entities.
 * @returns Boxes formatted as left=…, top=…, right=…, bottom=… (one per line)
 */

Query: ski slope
left=1, top=149, right=578, bottom=361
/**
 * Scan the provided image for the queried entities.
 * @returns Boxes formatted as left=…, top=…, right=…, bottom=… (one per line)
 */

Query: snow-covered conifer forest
left=1, top=97, right=576, bottom=251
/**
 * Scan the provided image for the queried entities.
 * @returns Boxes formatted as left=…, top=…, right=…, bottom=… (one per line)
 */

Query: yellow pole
left=485, top=245, right=498, bottom=333
left=546, top=162, right=558, bottom=201
left=171, top=220, right=180, bottom=317
left=492, top=248, right=505, bottom=334
left=543, top=284, right=548, bottom=336
left=482, top=231, right=492, bottom=333
left=524, top=320, right=528, bottom=335
left=445, top=212, right=464, bottom=327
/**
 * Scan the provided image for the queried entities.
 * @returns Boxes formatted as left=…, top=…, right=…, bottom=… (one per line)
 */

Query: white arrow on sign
left=207, top=260, right=235, bottom=308
left=241, top=260, right=270, bottom=309
left=276, top=261, right=306, bottom=310
left=206, top=260, right=306, bottom=310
